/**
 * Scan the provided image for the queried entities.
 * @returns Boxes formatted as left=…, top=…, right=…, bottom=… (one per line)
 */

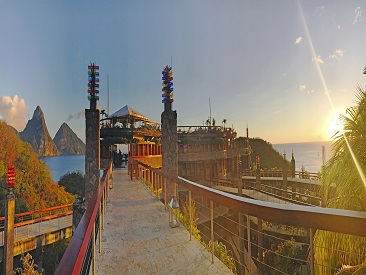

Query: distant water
left=273, top=141, right=333, bottom=173
left=41, top=155, right=85, bottom=182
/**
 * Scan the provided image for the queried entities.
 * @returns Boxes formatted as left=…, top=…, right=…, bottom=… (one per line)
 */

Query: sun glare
left=327, top=112, right=344, bottom=140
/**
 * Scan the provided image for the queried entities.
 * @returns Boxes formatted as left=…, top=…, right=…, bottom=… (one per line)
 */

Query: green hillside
left=249, top=138, right=290, bottom=169
left=0, top=121, right=74, bottom=215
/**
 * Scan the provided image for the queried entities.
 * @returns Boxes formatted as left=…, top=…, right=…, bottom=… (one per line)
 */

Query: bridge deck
left=96, top=169, right=232, bottom=274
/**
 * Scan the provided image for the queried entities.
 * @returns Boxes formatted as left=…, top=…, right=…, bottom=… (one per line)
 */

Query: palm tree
left=314, top=86, right=366, bottom=274
left=222, top=119, right=227, bottom=129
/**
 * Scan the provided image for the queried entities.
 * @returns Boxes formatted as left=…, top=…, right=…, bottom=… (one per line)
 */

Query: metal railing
left=136, top=162, right=366, bottom=274
left=0, top=204, right=73, bottom=246
left=243, top=169, right=320, bottom=181
left=211, top=178, right=322, bottom=206
left=55, top=161, right=113, bottom=275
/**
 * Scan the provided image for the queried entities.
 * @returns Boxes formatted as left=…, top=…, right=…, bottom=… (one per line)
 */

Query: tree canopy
left=0, top=121, right=74, bottom=215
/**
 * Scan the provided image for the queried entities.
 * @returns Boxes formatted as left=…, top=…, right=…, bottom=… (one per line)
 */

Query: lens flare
left=297, top=0, right=366, bottom=188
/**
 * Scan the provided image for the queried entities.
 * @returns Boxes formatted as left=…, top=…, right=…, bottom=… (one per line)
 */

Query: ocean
left=273, top=141, right=333, bottom=173
left=41, top=141, right=333, bottom=182
left=41, top=154, right=85, bottom=182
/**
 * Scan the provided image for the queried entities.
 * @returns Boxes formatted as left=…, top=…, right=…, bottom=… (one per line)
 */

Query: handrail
left=55, top=160, right=112, bottom=275
left=138, top=162, right=366, bottom=238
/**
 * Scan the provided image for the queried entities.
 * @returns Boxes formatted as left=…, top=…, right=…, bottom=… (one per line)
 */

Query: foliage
left=177, top=200, right=201, bottom=242
left=315, top=86, right=366, bottom=273
left=42, top=239, right=71, bottom=274
left=177, top=200, right=236, bottom=273
left=204, top=240, right=237, bottom=274
left=58, top=171, right=85, bottom=197
left=0, top=121, right=74, bottom=215
left=249, top=138, right=290, bottom=169
left=15, top=253, right=41, bottom=275
left=263, top=237, right=304, bottom=274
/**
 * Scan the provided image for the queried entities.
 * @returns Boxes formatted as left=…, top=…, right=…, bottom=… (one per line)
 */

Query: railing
left=243, top=169, right=320, bottom=180
left=55, top=161, right=113, bottom=275
left=211, top=178, right=322, bottom=206
left=0, top=204, right=73, bottom=246
left=136, top=162, right=366, bottom=274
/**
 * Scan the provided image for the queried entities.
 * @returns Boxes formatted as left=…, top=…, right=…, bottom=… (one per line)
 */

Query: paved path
left=96, top=169, right=232, bottom=275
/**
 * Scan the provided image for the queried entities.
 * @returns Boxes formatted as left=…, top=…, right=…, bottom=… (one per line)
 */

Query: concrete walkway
left=96, top=169, right=232, bottom=275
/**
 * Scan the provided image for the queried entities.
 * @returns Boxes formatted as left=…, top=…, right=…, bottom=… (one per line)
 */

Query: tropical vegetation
left=315, top=86, right=366, bottom=274
left=0, top=121, right=74, bottom=214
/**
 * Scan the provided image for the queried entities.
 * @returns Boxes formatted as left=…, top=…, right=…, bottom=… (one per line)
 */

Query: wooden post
left=210, top=200, right=214, bottom=264
left=4, top=188, right=15, bottom=275
left=258, top=218, right=263, bottom=263
left=189, top=191, right=192, bottom=241
left=164, top=178, right=167, bottom=209
left=247, top=215, right=252, bottom=275
left=310, top=228, right=315, bottom=275
left=99, top=207, right=102, bottom=254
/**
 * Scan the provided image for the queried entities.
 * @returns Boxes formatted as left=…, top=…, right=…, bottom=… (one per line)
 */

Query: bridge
left=0, top=204, right=72, bottom=262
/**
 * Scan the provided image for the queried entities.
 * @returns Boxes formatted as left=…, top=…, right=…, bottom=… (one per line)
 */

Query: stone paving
left=96, top=168, right=232, bottom=275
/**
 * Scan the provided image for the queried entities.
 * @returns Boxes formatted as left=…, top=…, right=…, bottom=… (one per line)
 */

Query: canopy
left=110, top=105, right=148, bottom=121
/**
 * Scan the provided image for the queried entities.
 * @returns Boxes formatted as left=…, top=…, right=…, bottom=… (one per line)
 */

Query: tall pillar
left=282, top=153, right=288, bottom=197
left=161, top=65, right=178, bottom=203
left=291, top=151, right=296, bottom=178
left=85, top=108, right=100, bottom=208
left=161, top=109, right=178, bottom=202
left=4, top=187, right=15, bottom=274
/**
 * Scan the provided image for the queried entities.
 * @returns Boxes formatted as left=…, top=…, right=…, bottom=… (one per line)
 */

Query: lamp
left=169, top=195, right=180, bottom=228
left=6, top=166, right=15, bottom=189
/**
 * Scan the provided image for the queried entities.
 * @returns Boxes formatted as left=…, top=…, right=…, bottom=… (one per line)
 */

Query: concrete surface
left=95, top=169, right=232, bottom=275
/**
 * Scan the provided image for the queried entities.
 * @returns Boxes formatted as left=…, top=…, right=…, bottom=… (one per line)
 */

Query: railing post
left=164, top=178, right=167, bottom=209
left=189, top=191, right=192, bottom=241
left=93, top=221, right=96, bottom=275
left=310, top=228, right=315, bottom=275
left=210, top=200, right=214, bottom=264
left=99, top=207, right=102, bottom=254
left=247, top=215, right=252, bottom=275
left=156, top=173, right=159, bottom=201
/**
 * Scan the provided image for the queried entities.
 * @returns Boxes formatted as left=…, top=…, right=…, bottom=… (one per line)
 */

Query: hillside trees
left=0, top=121, right=74, bottom=215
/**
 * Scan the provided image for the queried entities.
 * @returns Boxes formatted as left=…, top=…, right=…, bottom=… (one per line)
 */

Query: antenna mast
left=107, top=74, right=110, bottom=116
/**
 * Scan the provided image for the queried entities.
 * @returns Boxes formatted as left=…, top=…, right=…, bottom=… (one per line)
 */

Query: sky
left=0, top=0, right=365, bottom=144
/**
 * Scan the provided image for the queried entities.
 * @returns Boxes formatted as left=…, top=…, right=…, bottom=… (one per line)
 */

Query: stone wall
left=85, top=109, right=100, bottom=208
left=161, top=110, right=178, bottom=200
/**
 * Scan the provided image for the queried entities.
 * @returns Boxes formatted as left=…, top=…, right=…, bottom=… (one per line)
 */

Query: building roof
left=110, top=105, right=148, bottom=121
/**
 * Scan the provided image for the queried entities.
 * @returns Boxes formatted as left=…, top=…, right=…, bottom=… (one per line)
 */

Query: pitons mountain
left=20, top=106, right=60, bottom=156
left=54, top=122, right=85, bottom=154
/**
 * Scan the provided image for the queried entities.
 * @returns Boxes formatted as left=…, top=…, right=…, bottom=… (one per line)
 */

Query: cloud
left=312, top=56, right=324, bottom=64
left=0, top=95, right=29, bottom=131
left=66, top=110, right=84, bottom=122
left=299, top=85, right=306, bottom=92
left=353, top=7, right=362, bottom=24
left=329, top=49, right=344, bottom=61
left=294, top=36, right=303, bottom=44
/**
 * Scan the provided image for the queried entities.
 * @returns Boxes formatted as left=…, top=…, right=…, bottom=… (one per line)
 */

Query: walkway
left=96, top=169, right=232, bottom=275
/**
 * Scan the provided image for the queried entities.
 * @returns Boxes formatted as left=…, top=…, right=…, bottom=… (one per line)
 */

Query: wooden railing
left=54, top=161, right=112, bottom=275
left=136, top=161, right=366, bottom=274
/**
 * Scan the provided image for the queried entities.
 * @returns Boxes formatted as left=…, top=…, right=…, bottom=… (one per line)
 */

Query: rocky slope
left=54, top=122, right=85, bottom=154
left=20, top=106, right=60, bottom=156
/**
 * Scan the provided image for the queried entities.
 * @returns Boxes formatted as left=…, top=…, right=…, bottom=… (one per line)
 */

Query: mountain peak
left=20, top=106, right=60, bottom=156
left=54, top=122, right=85, bottom=155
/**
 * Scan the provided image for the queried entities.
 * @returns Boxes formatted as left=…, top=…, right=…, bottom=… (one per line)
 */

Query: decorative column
left=4, top=166, right=15, bottom=275
left=255, top=156, right=261, bottom=190
left=161, top=65, right=178, bottom=202
left=291, top=150, right=296, bottom=178
left=85, top=63, right=100, bottom=208
left=282, top=153, right=288, bottom=197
